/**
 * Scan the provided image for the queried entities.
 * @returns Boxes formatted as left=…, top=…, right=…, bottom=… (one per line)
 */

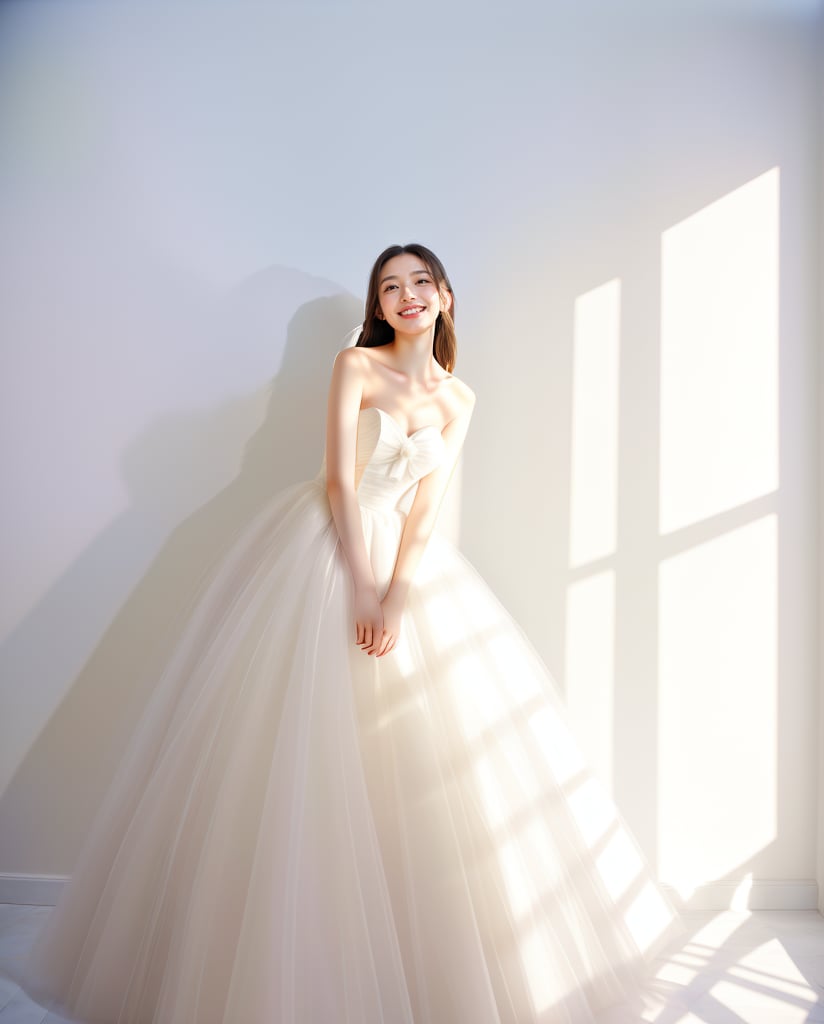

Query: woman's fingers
left=365, top=626, right=379, bottom=654
left=357, top=622, right=377, bottom=651
left=361, top=619, right=384, bottom=656
left=355, top=614, right=393, bottom=656
left=353, top=588, right=382, bottom=652
left=375, top=629, right=400, bottom=657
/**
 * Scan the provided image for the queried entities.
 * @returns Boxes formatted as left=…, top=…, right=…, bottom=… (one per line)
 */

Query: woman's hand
left=375, top=587, right=407, bottom=658
left=354, top=585, right=383, bottom=655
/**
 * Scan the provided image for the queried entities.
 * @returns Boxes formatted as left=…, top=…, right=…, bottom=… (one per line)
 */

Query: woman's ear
left=440, top=288, right=453, bottom=313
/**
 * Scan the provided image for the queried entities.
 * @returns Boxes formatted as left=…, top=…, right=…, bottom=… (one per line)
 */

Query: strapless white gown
left=8, top=406, right=680, bottom=1023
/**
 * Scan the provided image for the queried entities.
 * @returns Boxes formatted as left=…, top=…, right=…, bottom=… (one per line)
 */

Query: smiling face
left=376, top=252, right=452, bottom=337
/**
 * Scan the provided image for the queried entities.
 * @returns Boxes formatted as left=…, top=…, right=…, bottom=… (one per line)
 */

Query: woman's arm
left=374, top=390, right=476, bottom=657
left=324, top=347, right=384, bottom=652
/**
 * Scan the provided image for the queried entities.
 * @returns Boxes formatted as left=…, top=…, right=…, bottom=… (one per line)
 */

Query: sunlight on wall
left=657, top=169, right=780, bottom=897
left=658, top=515, right=778, bottom=894
left=730, top=871, right=754, bottom=912
left=565, top=571, right=615, bottom=792
left=569, top=279, right=621, bottom=566
left=659, top=167, right=779, bottom=534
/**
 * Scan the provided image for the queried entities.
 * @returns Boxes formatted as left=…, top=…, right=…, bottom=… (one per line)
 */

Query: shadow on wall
left=0, top=274, right=362, bottom=876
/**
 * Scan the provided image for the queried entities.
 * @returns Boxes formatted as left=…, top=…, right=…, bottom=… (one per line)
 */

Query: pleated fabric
left=6, top=406, right=680, bottom=1023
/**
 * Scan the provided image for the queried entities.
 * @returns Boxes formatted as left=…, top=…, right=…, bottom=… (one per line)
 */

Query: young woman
left=326, top=245, right=473, bottom=661
left=10, top=244, right=679, bottom=1023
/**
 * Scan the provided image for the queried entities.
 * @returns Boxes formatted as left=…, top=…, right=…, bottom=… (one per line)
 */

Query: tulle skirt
left=7, top=477, right=679, bottom=1023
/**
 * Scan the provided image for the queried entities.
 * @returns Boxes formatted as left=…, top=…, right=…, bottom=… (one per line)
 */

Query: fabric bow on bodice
left=353, top=407, right=446, bottom=512
left=313, top=407, right=446, bottom=513
left=388, top=437, right=424, bottom=480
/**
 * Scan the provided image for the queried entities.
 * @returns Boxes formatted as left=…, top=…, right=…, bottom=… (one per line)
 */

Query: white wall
left=0, top=0, right=821, bottom=908
left=817, top=5, right=824, bottom=917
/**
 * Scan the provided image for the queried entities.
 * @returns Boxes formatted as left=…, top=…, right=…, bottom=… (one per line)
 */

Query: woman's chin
left=392, top=317, right=436, bottom=338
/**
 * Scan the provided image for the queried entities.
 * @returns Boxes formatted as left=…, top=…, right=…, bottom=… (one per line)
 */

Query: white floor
left=0, top=904, right=822, bottom=1022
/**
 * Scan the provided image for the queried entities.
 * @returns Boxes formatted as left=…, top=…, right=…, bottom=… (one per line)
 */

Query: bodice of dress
left=316, top=406, right=447, bottom=512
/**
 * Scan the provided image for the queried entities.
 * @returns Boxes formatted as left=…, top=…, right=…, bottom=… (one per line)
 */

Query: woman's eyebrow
left=379, top=268, right=430, bottom=285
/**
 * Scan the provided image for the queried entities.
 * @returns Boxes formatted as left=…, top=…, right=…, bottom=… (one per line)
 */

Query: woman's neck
left=388, top=329, right=440, bottom=383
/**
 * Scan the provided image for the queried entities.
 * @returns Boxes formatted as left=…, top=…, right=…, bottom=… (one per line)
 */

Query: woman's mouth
left=399, top=306, right=426, bottom=318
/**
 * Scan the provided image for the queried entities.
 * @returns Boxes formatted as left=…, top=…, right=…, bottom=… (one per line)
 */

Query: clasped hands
left=354, top=583, right=405, bottom=658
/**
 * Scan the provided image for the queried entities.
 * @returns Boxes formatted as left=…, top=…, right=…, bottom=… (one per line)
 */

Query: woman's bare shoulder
left=438, top=376, right=476, bottom=435
left=331, top=344, right=377, bottom=386
left=445, top=374, right=477, bottom=413
left=333, top=344, right=371, bottom=369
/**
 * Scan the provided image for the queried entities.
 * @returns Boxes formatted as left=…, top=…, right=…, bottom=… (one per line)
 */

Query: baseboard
left=0, top=873, right=69, bottom=906
left=1, top=872, right=819, bottom=912
left=661, top=879, right=820, bottom=912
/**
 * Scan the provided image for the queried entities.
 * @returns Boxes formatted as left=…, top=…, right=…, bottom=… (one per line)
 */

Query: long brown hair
left=356, top=243, right=457, bottom=373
